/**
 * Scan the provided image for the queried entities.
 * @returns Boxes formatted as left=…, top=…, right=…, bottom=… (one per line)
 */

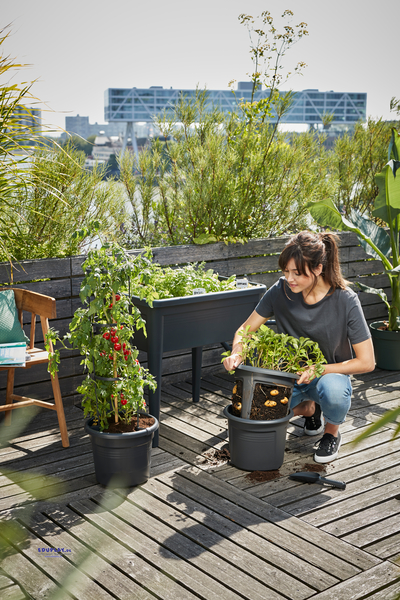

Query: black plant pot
left=224, top=364, right=298, bottom=471
left=224, top=405, right=294, bottom=471
left=370, top=321, right=400, bottom=370
left=85, top=414, right=159, bottom=487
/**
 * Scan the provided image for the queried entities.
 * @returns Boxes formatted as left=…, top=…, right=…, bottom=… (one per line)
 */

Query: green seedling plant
left=130, top=249, right=238, bottom=301
left=222, top=324, right=326, bottom=376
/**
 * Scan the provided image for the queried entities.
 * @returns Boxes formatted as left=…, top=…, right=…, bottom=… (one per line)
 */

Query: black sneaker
left=314, top=432, right=341, bottom=463
left=304, top=403, right=324, bottom=436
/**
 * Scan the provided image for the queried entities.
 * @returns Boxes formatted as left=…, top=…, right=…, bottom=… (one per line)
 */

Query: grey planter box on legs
left=132, top=284, right=266, bottom=446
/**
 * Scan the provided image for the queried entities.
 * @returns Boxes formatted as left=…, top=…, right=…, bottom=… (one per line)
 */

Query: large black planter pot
left=370, top=321, right=400, bottom=371
left=224, top=405, right=294, bottom=471
left=224, top=364, right=298, bottom=471
left=85, top=415, right=159, bottom=487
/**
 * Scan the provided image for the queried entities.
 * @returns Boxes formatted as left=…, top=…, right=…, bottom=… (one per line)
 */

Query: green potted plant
left=307, top=127, right=400, bottom=369
left=222, top=325, right=327, bottom=471
left=47, top=242, right=158, bottom=487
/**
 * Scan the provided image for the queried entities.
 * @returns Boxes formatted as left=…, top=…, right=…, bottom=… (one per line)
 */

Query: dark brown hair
left=278, top=231, right=348, bottom=293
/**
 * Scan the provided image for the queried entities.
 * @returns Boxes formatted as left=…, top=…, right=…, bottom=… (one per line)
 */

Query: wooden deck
left=0, top=368, right=400, bottom=600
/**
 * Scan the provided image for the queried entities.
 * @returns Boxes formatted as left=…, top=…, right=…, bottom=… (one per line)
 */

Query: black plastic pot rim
left=235, top=364, right=299, bottom=381
left=223, top=404, right=293, bottom=425
left=85, top=415, right=159, bottom=439
left=370, top=321, right=400, bottom=334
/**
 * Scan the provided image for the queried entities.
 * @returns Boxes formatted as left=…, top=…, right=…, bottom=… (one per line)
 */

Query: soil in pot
left=102, top=414, right=155, bottom=434
left=231, top=380, right=292, bottom=420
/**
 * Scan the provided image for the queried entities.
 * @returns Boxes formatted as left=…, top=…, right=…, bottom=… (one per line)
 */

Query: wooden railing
left=0, top=232, right=389, bottom=408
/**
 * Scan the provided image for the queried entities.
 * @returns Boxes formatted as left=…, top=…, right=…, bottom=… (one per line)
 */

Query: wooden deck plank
left=1, top=366, right=399, bottom=599
left=157, top=466, right=380, bottom=572
left=367, top=580, right=400, bottom=600
left=160, top=398, right=227, bottom=434
left=321, top=495, right=400, bottom=536
left=263, top=449, right=400, bottom=514
left=0, top=518, right=113, bottom=600
left=68, top=498, right=257, bottom=600
left=172, top=381, right=228, bottom=407
left=305, top=562, right=400, bottom=599
left=18, top=510, right=157, bottom=600
left=341, top=513, right=400, bottom=547
left=161, top=390, right=229, bottom=420
left=0, top=584, right=27, bottom=600
left=365, top=533, right=400, bottom=560
left=93, top=490, right=286, bottom=600
left=159, top=412, right=227, bottom=446
left=0, top=550, right=65, bottom=600
left=139, top=474, right=338, bottom=594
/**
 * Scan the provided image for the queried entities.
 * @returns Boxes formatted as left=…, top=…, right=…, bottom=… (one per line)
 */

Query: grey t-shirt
left=255, top=277, right=371, bottom=364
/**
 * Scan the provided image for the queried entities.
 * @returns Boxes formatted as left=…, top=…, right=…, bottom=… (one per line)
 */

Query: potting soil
left=104, top=414, right=155, bottom=433
left=232, top=379, right=292, bottom=420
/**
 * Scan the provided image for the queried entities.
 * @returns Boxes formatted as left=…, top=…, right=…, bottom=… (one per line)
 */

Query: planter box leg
left=147, top=315, right=164, bottom=447
left=192, top=346, right=202, bottom=402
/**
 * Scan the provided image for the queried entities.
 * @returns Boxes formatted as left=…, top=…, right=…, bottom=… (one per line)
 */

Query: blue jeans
left=290, top=373, right=352, bottom=426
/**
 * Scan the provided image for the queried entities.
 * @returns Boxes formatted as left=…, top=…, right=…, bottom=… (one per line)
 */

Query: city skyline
left=2, top=0, right=398, bottom=134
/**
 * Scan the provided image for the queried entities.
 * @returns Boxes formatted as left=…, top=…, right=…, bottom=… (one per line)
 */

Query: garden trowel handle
left=319, top=476, right=346, bottom=490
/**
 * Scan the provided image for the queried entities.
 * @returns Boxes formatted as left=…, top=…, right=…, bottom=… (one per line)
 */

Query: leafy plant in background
left=308, top=128, right=400, bottom=331
left=331, top=119, right=394, bottom=218
left=0, top=26, right=44, bottom=262
left=9, top=142, right=128, bottom=259
left=118, top=11, right=335, bottom=248
left=222, top=324, right=327, bottom=376
left=0, top=25, right=129, bottom=263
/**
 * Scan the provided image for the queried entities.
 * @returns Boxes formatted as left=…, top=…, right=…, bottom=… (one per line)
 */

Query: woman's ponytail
left=319, top=232, right=347, bottom=291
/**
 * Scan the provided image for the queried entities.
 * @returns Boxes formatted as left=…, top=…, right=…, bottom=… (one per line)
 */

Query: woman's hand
left=223, top=352, right=243, bottom=371
left=297, top=365, right=318, bottom=385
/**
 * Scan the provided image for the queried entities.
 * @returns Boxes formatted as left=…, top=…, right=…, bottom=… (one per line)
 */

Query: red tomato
left=121, top=399, right=127, bottom=405
left=109, top=303, right=113, bottom=309
left=111, top=336, right=119, bottom=343
left=114, top=343, right=122, bottom=351
left=120, top=393, right=124, bottom=399
left=102, top=332, right=110, bottom=340
left=115, top=294, right=121, bottom=301
left=109, top=354, right=113, bottom=360
left=110, top=329, right=116, bottom=335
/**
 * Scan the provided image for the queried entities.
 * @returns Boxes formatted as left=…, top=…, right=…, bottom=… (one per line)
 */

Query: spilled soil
left=201, top=447, right=231, bottom=466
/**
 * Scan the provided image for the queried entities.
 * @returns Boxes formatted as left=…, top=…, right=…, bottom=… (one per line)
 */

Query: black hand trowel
left=289, top=471, right=346, bottom=490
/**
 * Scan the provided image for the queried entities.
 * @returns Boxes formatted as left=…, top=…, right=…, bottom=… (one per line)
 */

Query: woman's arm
left=297, top=338, right=375, bottom=384
left=223, top=310, right=268, bottom=371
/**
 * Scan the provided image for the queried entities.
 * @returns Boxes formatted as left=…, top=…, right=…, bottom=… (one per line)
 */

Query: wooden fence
left=0, top=232, right=390, bottom=408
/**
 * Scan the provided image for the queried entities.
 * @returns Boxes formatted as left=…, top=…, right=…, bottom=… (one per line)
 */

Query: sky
left=2, top=0, right=398, bottom=135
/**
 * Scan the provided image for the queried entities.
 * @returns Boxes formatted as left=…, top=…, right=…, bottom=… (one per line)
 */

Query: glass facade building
left=104, top=85, right=367, bottom=126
